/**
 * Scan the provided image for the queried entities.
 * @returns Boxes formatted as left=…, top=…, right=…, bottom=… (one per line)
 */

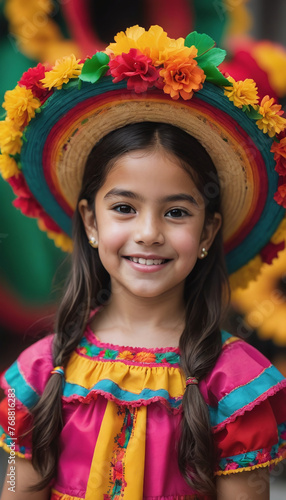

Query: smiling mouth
left=124, top=257, right=170, bottom=266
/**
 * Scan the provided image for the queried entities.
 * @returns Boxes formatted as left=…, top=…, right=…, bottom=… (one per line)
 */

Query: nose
left=134, top=211, right=165, bottom=246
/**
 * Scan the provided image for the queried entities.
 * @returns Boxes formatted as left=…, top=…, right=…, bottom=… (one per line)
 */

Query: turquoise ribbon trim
left=63, top=379, right=182, bottom=409
left=208, top=364, right=285, bottom=428
left=4, top=361, right=40, bottom=409
left=221, top=330, right=233, bottom=344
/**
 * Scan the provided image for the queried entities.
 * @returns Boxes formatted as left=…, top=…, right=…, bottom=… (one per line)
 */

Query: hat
left=1, top=25, right=286, bottom=290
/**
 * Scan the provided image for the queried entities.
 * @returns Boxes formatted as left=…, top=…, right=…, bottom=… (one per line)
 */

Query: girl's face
left=79, top=148, right=221, bottom=300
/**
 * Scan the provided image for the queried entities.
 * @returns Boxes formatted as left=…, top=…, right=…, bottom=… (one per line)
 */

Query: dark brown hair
left=30, top=122, right=229, bottom=495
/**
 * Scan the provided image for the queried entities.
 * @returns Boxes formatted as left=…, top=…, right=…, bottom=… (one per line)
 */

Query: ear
left=78, top=199, right=99, bottom=243
left=198, top=212, right=222, bottom=259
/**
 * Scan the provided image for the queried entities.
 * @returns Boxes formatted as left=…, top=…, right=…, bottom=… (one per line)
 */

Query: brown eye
left=166, top=208, right=189, bottom=218
left=113, top=204, right=135, bottom=214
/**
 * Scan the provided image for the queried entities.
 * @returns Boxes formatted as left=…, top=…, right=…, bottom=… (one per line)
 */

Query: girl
left=0, top=25, right=286, bottom=500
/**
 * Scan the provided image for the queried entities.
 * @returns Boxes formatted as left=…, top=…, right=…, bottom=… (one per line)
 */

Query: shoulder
left=1, top=334, right=55, bottom=412
left=200, top=331, right=286, bottom=432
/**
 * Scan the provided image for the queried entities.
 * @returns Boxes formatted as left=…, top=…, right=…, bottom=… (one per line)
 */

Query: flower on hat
left=271, top=131, right=286, bottom=175
left=160, top=47, right=205, bottom=100
left=107, top=25, right=184, bottom=66
left=18, top=63, right=51, bottom=101
left=274, top=182, right=286, bottom=208
left=224, top=76, right=259, bottom=108
left=0, top=154, right=20, bottom=179
left=109, top=48, right=160, bottom=93
left=41, top=54, right=83, bottom=90
left=2, top=85, right=41, bottom=128
left=0, top=119, right=22, bottom=155
left=256, top=96, right=286, bottom=137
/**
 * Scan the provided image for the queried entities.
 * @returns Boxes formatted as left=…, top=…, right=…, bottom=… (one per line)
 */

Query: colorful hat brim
left=20, top=78, right=284, bottom=276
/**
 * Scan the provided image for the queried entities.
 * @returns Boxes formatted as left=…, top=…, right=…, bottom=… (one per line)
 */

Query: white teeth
left=128, top=257, right=165, bottom=265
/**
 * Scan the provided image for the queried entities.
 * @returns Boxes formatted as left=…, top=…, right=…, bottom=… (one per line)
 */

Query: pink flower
left=18, top=63, right=52, bottom=101
left=224, top=461, right=239, bottom=470
left=109, top=48, right=160, bottom=93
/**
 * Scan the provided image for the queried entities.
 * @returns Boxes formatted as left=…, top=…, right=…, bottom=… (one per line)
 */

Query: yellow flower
left=2, top=86, right=40, bottom=128
left=41, top=54, right=83, bottom=90
left=256, top=95, right=286, bottom=137
left=224, top=76, right=259, bottom=108
left=232, top=247, right=286, bottom=346
left=108, top=25, right=184, bottom=66
left=47, top=230, right=73, bottom=252
left=0, top=154, right=20, bottom=179
left=0, top=119, right=23, bottom=155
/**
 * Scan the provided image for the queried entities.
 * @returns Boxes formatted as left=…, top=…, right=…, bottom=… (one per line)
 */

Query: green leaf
left=184, top=31, right=215, bottom=56
left=196, top=48, right=226, bottom=68
left=62, top=79, right=79, bottom=90
left=245, top=106, right=262, bottom=120
left=202, top=64, right=231, bottom=86
left=79, top=52, right=110, bottom=84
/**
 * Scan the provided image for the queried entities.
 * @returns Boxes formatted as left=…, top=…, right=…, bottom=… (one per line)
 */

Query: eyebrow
left=103, top=188, right=199, bottom=207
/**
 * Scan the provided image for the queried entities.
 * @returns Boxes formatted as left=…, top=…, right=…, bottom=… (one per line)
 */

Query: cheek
left=98, top=221, right=129, bottom=254
left=173, top=229, right=202, bottom=256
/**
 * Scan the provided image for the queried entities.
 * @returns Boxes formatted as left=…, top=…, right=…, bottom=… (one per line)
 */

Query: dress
left=0, top=321, right=286, bottom=500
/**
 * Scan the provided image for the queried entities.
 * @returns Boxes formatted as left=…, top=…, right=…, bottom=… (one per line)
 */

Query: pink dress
left=1, top=323, right=286, bottom=499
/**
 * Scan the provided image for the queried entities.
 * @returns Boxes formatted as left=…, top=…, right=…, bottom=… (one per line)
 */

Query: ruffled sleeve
left=0, top=334, right=54, bottom=458
left=200, top=332, right=286, bottom=475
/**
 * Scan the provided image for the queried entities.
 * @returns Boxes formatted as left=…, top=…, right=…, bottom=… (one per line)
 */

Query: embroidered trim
left=216, top=453, right=286, bottom=476
left=77, top=328, right=181, bottom=367
left=104, top=407, right=137, bottom=499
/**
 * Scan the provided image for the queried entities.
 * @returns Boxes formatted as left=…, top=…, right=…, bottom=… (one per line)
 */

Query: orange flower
left=0, top=119, right=22, bottom=155
left=160, top=47, right=205, bottom=100
left=133, top=351, right=157, bottom=363
left=256, top=96, right=286, bottom=137
left=117, top=350, right=134, bottom=361
left=3, top=85, right=40, bottom=128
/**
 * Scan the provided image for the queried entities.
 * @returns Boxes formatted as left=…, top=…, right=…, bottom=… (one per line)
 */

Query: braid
left=178, top=233, right=229, bottom=496
left=29, top=214, right=109, bottom=490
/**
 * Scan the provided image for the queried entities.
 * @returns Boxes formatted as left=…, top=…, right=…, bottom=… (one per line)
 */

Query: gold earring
left=88, top=236, right=98, bottom=248
left=200, top=247, right=208, bottom=258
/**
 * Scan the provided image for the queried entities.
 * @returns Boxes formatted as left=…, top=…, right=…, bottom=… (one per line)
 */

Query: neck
left=92, top=282, right=186, bottom=348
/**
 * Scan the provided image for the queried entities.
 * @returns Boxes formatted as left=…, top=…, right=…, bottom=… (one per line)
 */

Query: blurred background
left=0, top=0, right=286, bottom=496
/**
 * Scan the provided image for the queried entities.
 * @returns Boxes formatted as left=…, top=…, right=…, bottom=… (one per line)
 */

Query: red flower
left=13, top=196, right=42, bottom=217
left=109, top=48, right=160, bottom=93
left=7, top=174, right=30, bottom=197
left=274, top=183, right=286, bottom=208
left=271, top=129, right=286, bottom=175
left=18, top=63, right=52, bottom=101
left=256, top=450, right=272, bottom=463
